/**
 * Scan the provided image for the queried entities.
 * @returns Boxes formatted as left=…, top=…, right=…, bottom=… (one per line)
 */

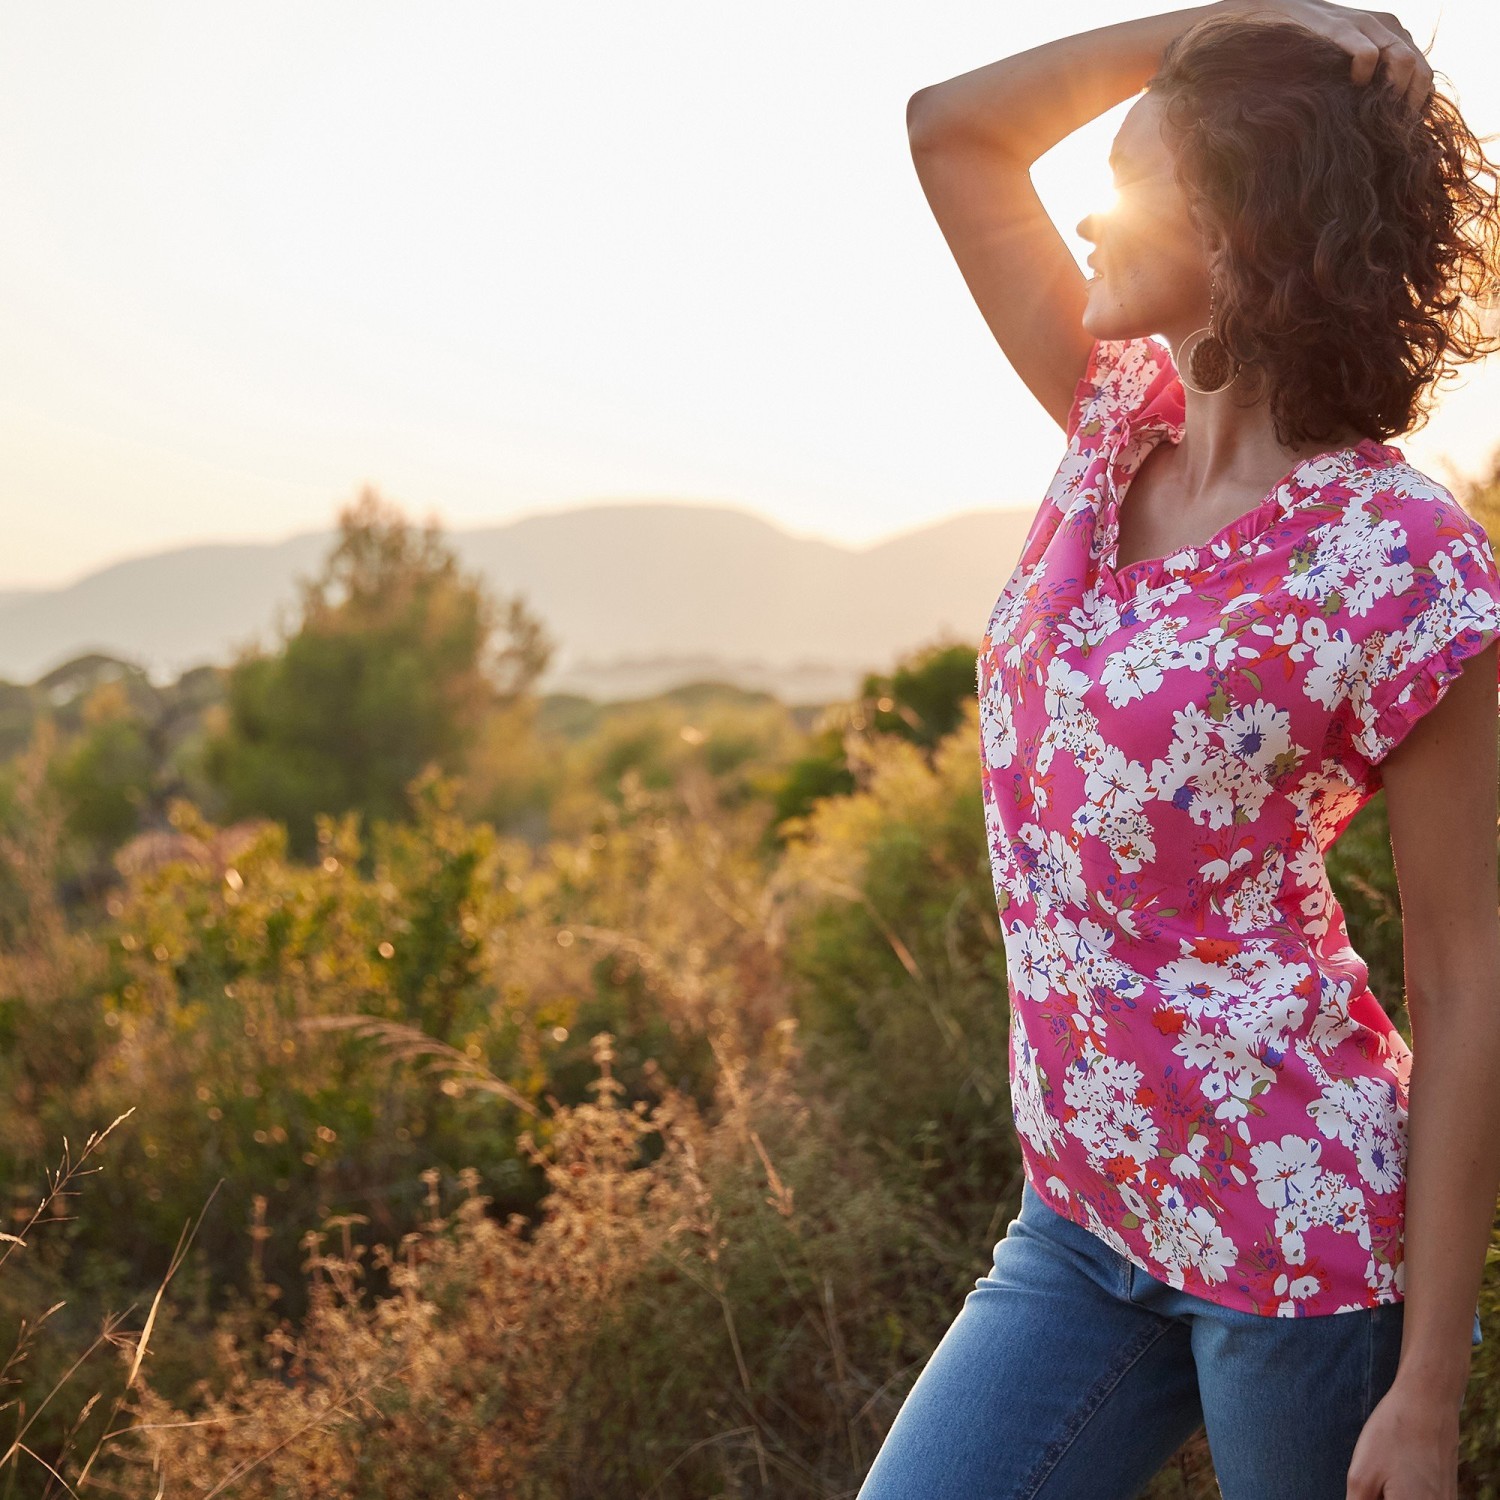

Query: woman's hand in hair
left=1220, top=0, right=1434, bottom=110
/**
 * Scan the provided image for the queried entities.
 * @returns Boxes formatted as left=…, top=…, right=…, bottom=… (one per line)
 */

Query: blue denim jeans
left=857, top=1178, right=1481, bottom=1500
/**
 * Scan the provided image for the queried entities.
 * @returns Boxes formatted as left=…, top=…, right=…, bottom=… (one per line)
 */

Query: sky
left=2, top=0, right=1497, bottom=590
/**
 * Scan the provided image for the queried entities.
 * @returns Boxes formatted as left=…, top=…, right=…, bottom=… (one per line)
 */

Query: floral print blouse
left=977, top=334, right=1500, bottom=1318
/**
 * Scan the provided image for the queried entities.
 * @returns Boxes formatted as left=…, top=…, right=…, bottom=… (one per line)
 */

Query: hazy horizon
left=3, top=0, right=1497, bottom=591
left=0, top=493, right=1043, bottom=598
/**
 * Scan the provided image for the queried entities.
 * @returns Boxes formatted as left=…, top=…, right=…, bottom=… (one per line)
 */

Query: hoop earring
left=1177, top=273, right=1242, bottom=394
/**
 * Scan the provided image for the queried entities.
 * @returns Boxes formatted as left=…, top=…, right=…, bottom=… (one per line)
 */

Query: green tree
left=857, top=639, right=979, bottom=750
left=769, top=639, right=979, bottom=835
left=45, top=680, right=155, bottom=855
left=21, top=662, right=210, bottom=893
left=202, top=489, right=551, bottom=859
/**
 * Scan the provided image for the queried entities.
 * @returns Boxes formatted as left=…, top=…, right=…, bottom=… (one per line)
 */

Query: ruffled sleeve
left=1065, top=336, right=1180, bottom=447
left=1344, top=496, right=1500, bottom=767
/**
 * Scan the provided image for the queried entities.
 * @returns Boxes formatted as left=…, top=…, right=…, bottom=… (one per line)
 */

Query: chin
left=1082, top=294, right=1162, bottom=346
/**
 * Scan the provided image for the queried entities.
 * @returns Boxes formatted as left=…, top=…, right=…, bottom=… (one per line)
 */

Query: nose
left=1077, top=212, right=1096, bottom=245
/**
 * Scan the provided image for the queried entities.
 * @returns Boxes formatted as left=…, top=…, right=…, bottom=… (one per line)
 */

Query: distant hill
left=0, top=501, right=1039, bottom=703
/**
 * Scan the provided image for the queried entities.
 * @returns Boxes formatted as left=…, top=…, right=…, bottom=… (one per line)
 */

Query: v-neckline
left=1097, top=418, right=1387, bottom=598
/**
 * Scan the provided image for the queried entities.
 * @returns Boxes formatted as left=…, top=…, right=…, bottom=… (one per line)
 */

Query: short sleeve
left=1346, top=501, right=1500, bottom=767
left=1065, top=336, right=1179, bottom=446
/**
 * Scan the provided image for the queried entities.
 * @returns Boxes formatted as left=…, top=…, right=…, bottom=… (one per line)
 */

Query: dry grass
left=2, top=699, right=1494, bottom=1497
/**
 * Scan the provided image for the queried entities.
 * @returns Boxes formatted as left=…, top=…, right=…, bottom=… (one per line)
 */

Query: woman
left=862, top=3, right=1500, bottom=1498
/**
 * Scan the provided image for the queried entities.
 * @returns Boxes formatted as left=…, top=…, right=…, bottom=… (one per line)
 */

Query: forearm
left=1393, top=989, right=1500, bottom=1411
left=907, top=1, right=1228, bottom=165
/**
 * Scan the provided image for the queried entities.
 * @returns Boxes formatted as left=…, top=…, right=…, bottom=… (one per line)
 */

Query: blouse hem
left=1360, top=621, right=1500, bottom=766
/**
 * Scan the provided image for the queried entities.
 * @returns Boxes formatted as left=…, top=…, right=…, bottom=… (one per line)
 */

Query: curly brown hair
left=1146, top=10, right=1500, bottom=446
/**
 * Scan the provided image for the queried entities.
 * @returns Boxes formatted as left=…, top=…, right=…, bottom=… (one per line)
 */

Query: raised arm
left=905, top=0, right=1436, bottom=432
left=904, top=4, right=1225, bottom=431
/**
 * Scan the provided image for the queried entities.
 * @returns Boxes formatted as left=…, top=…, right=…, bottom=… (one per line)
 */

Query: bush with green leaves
left=202, top=488, right=552, bottom=859
left=775, top=697, right=1018, bottom=1236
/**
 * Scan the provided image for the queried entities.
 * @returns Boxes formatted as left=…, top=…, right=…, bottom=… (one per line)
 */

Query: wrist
left=1389, top=1360, right=1472, bottom=1422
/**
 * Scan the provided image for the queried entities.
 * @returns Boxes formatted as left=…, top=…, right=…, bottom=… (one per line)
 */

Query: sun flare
left=1030, top=107, right=1127, bottom=270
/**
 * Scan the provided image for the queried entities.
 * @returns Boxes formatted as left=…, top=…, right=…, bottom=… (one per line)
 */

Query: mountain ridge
left=0, top=500, right=1039, bottom=703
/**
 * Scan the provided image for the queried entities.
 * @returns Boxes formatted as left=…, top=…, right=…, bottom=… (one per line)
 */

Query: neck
left=1165, top=329, right=1366, bottom=499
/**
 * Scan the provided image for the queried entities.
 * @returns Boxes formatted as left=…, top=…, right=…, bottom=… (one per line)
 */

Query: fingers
left=1374, top=36, right=1416, bottom=102
left=1337, top=22, right=1384, bottom=86
left=1402, top=37, right=1436, bottom=113
left=1343, top=14, right=1434, bottom=114
left=1372, top=12, right=1436, bottom=112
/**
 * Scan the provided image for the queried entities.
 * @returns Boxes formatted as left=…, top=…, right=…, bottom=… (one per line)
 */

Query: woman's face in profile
left=1077, top=89, right=1214, bottom=348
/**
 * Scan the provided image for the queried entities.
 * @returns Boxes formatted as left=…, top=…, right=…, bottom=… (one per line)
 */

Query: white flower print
left=1061, top=1052, right=1159, bottom=1173
left=1009, top=1004, right=1068, bottom=1160
left=1220, top=698, right=1296, bottom=775
left=1300, top=1045, right=1408, bottom=1195
left=1074, top=745, right=1157, bottom=873
left=1098, top=617, right=1188, bottom=707
left=1217, top=844, right=1289, bottom=934
left=1145, top=1203, right=1240, bottom=1286
left=1157, top=944, right=1310, bottom=1037
left=1251, top=1133, right=1323, bottom=1210
left=979, top=661, right=1017, bottom=771
left=1000, top=916, right=1063, bottom=1007
left=1156, top=1178, right=1193, bottom=1215
left=1149, top=702, right=1287, bottom=832
left=1303, top=973, right=1363, bottom=1056
left=1013, top=822, right=1087, bottom=917
left=1322, top=504, right=1416, bottom=619
left=1302, top=623, right=1363, bottom=713
left=1172, top=1025, right=1274, bottom=1122
left=1056, top=594, right=1124, bottom=652
left=979, top=333, right=1500, bottom=1315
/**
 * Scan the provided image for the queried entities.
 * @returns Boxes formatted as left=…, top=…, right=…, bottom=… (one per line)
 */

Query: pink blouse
left=978, top=334, right=1500, bottom=1316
